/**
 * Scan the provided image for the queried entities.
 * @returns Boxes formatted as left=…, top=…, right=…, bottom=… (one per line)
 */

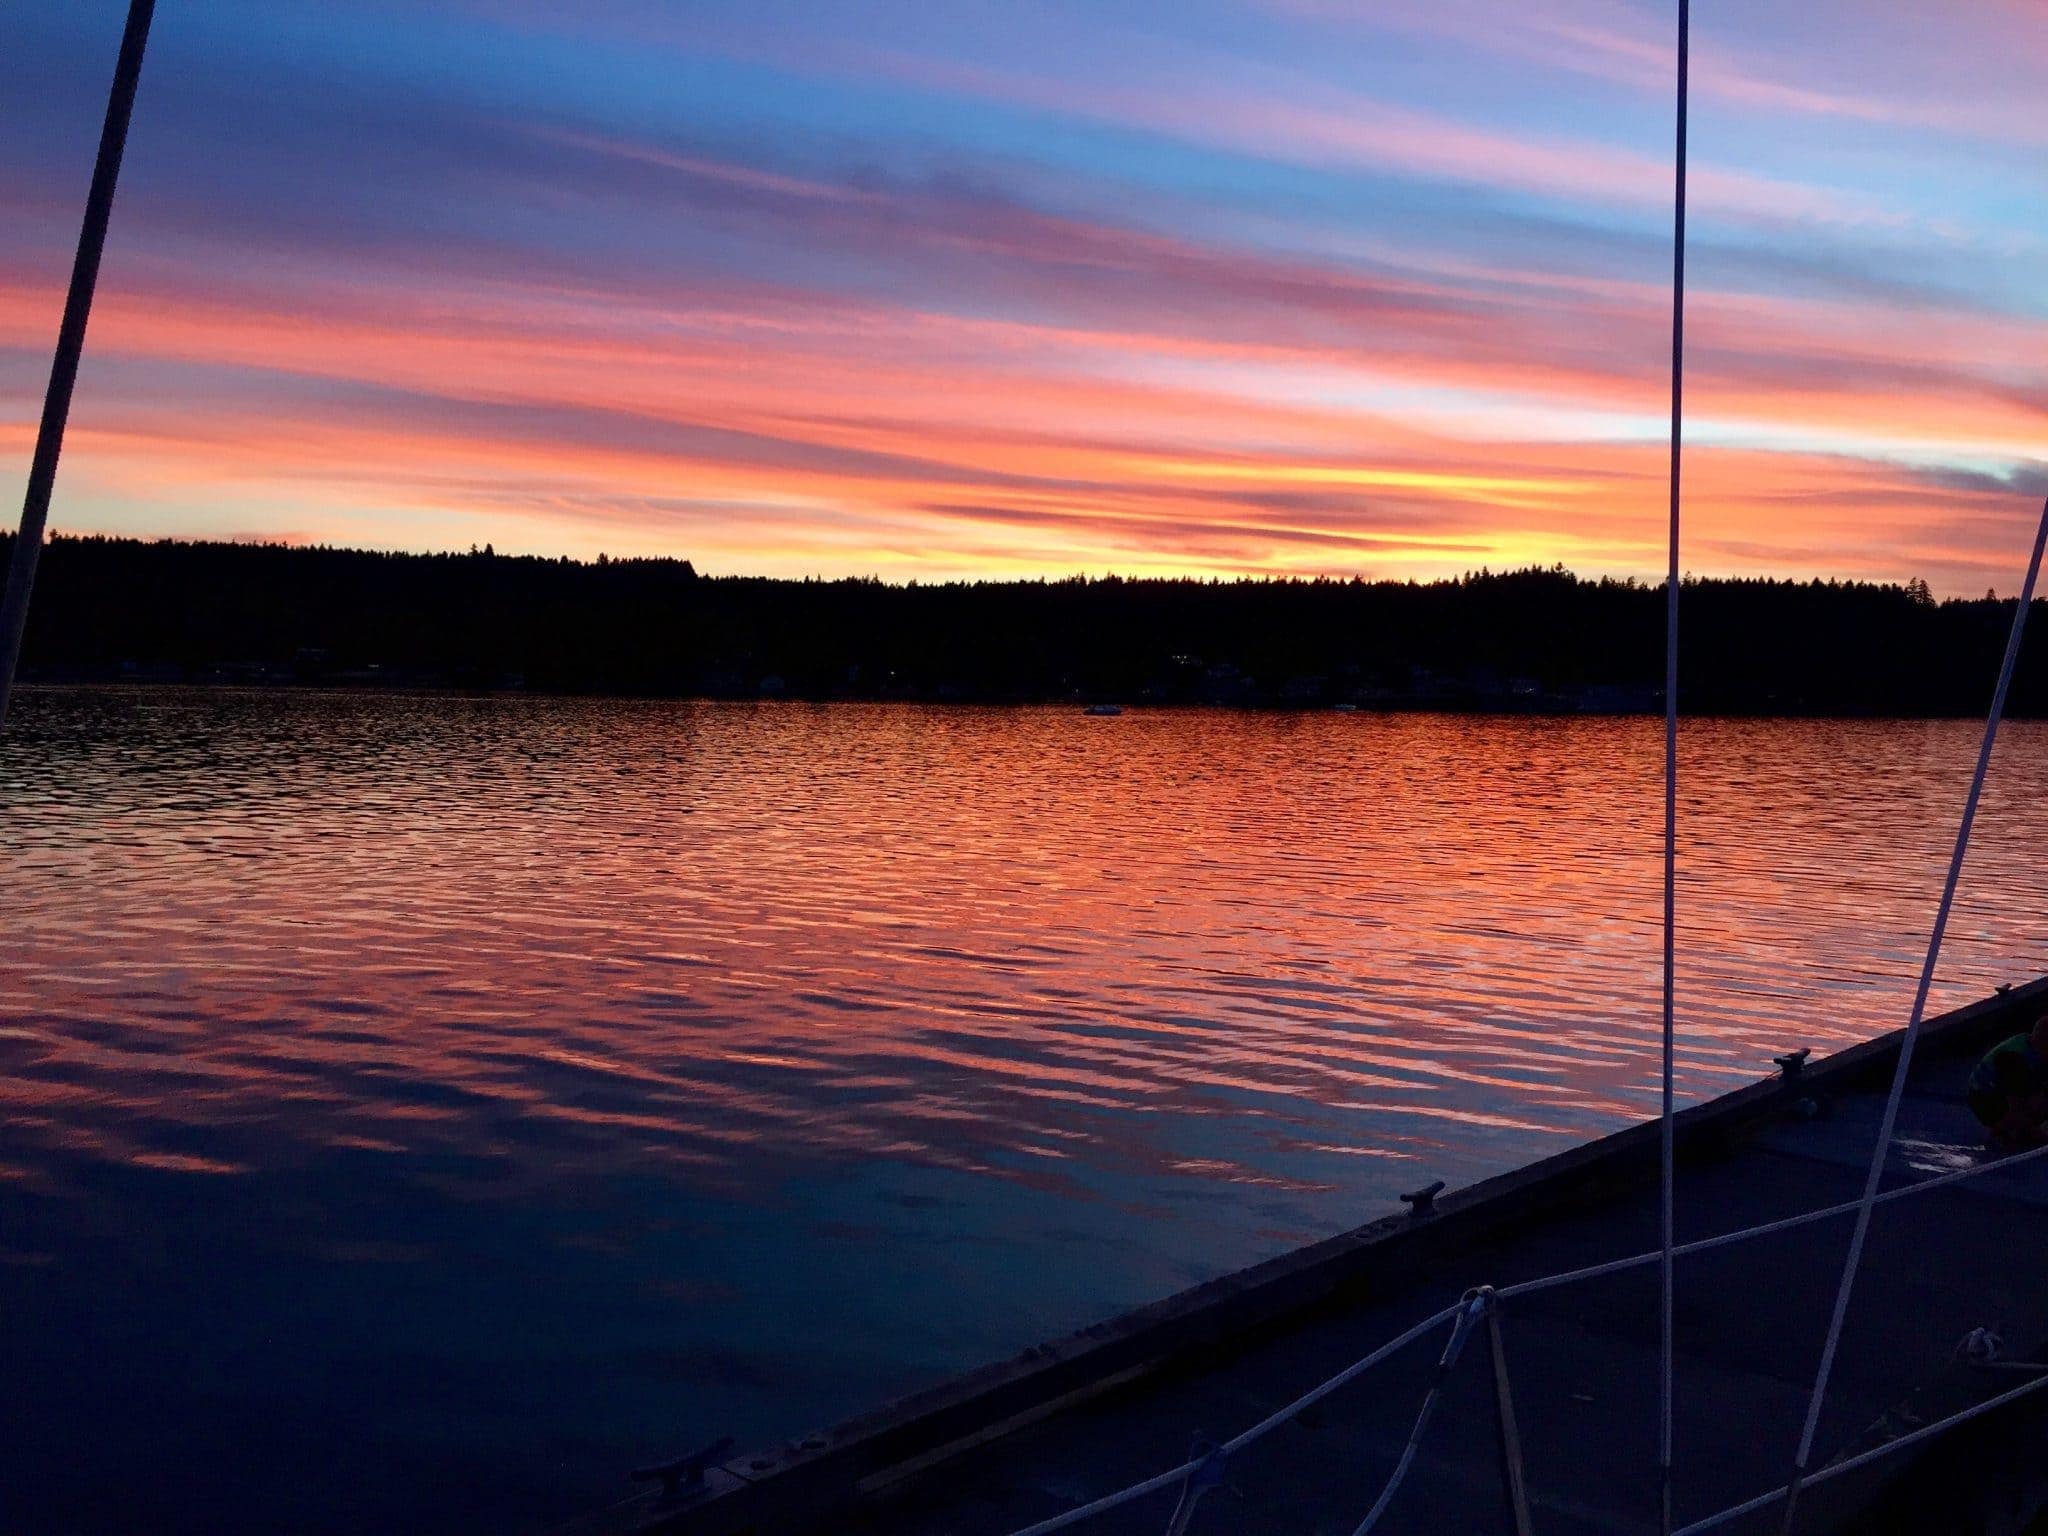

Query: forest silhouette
left=10, top=533, right=2042, bottom=715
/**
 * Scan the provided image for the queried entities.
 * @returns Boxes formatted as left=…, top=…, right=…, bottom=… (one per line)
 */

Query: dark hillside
left=9, top=534, right=2042, bottom=714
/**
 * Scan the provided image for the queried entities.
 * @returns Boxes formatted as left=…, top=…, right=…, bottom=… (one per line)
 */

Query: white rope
left=1675, top=1366, right=2048, bottom=1536
left=1779, top=498, right=2048, bottom=1532
left=1002, top=1304, right=1462, bottom=1536
left=1159, top=1442, right=1225, bottom=1536
left=1498, top=1136, right=2048, bottom=1301
left=1349, top=1290, right=1490, bottom=1536
left=999, top=1131, right=2048, bottom=1536
left=1001, top=1460, right=1200, bottom=1536
left=1220, top=1303, right=1462, bottom=1455
left=1657, top=6, right=1691, bottom=1533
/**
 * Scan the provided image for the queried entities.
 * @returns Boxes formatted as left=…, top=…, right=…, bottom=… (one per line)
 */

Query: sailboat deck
left=615, top=978, right=2048, bottom=1536
left=838, top=1051, right=2044, bottom=1535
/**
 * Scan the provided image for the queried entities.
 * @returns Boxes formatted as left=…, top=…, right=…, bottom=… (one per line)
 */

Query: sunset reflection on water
left=3, top=688, right=2044, bottom=1534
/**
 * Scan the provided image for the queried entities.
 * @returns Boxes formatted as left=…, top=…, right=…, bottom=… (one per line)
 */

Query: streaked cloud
left=2, top=0, right=2045, bottom=591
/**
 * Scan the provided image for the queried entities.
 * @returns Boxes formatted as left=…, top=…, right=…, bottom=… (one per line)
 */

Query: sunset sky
left=6, top=1, right=2048, bottom=590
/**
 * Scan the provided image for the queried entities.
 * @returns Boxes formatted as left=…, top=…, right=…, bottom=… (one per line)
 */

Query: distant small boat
left=1331, top=702, right=1359, bottom=712
left=1083, top=703, right=1123, bottom=716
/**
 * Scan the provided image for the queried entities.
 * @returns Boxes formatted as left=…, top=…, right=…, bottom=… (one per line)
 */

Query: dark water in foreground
left=4, top=688, right=2045, bottom=1534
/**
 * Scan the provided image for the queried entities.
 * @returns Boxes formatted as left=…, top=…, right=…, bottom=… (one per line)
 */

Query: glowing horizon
left=5, top=1, right=2048, bottom=594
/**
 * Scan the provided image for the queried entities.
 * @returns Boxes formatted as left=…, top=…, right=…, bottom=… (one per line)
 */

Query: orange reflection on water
left=5, top=691, right=2045, bottom=1202
left=5, top=689, right=2047, bottom=1535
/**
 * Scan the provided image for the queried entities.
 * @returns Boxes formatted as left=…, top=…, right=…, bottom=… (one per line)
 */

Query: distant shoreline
left=19, top=675, right=2040, bottom=725
left=11, top=533, right=2046, bottom=718
left=17, top=666, right=1668, bottom=714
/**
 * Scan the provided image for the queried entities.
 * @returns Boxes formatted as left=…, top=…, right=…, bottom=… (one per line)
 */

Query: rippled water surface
left=5, top=687, right=2046, bottom=1533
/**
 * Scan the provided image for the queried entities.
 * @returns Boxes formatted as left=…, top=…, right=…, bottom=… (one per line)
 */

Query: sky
left=4, top=1, right=2048, bottom=590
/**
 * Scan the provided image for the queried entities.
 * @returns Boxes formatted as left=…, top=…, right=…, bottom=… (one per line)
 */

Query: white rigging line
left=1658, top=3, right=1690, bottom=1533
left=1347, top=1290, right=1491, bottom=1536
left=1682, top=1365, right=2048, bottom=1535
left=999, top=1302, right=1465, bottom=1536
left=1776, top=496, right=2048, bottom=1533
left=995, top=1125, right=2048, bottom=1536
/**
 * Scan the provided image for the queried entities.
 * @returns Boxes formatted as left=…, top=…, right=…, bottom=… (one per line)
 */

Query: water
left=4, top=687, right=2045, bottom=1534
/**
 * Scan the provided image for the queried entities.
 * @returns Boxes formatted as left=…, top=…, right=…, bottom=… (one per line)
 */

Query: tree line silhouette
left=10, top=533, right=2044, bottom=715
